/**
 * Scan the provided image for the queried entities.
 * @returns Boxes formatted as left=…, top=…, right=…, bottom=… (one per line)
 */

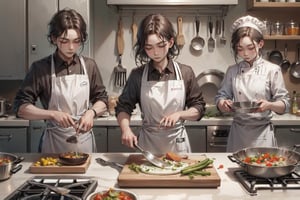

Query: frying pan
left=290, top=45, right=300, bottom=79
left=59, top=152, right=89, bottom=165
left=228, top=145, right=300, bottom=178
left=281, top=43, right=290, bottom=71
left=231, top=101, right=261, bottom=114
left=268, top=41, right=283, bottom=66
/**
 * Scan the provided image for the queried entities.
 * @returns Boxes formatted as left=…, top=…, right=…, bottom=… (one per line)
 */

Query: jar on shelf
left=271, top=21, right=284, bottom=35
left=286, top=20, right=299, bottom=35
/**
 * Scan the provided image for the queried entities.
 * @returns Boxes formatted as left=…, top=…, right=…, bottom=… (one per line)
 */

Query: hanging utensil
left=114, top=17, right=127, bottom=87
left=134, top=143, right=172, bottom=168
left=290, top=44, right=300, bottom=79
left=191, top=16, right=205, bottom=51
left=281, top=43, right=290, bottom=71
left=131, top=14, right=138, bottom=48
left=269, top=40, right=283, bottom=65
left=220, top=16, right=226, bottom=45
left=176, top=16, right=185, bottom=48
left=208, top=17, right=215, bottom=53
left=215, top=17, right=221, bottom=36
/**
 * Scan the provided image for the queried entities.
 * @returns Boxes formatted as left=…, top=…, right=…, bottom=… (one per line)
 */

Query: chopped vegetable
left=242, top=153, right=286, bottom=167
left=217, top=164, right=224, bottom=169
left=165, top=152, right=182, bottom=162
left=92, top=188, right=134, bottom=200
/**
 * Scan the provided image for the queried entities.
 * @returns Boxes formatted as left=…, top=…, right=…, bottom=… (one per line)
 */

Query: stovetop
left=234, top=170, right=300, bottom=196
left=4, top=176, right=97, bottom=200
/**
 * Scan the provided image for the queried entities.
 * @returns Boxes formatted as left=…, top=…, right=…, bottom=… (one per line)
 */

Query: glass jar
left=271, top=21, right=284, bottom=35
left=286, top=20, right=299, bottom=35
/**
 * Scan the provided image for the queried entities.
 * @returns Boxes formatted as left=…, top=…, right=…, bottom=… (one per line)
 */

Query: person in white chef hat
left=215, top=15, right=290, bottom=152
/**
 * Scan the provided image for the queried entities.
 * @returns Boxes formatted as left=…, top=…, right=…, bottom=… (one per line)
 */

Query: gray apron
left=139, top=61, right=191, bottom=156
left=40, top=55, right=96, bottom=153
left=227, top=59, right=277, bottom=152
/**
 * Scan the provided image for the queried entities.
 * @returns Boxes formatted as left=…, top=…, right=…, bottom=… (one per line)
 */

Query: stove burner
left=234, top=170, right=300, bottom=196
left=4, top=176, right=97, bottom=200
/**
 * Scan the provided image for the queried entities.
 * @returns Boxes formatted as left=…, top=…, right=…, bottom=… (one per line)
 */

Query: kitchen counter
left=0, top=153, right=299, bottom=200
left=94, top=113, right=300, bottom=126
left=1, top=113, right=299, bottom=127
left=0, top=115, right=29, bottom=127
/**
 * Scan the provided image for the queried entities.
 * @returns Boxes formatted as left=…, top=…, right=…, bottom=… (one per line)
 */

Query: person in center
left=115, top=14, right=206, bottom=156
left=215, top=15, right=290, bottom=152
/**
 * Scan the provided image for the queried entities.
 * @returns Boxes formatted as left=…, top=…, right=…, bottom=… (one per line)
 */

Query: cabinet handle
left=209, top=143, right=227, bottom=148
left=0, top=134, right=12, bottom=141
left=290, top=128, right=300, bottom=133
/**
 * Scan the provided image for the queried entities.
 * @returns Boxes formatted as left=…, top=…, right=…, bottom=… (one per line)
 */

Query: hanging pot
left=290, top=45, right=300, bottom=79
left=196, top=69, right=224, bottom=105
left=268, top=41, right=283, bottom=66
left=280, top=43, right=290, bottom=71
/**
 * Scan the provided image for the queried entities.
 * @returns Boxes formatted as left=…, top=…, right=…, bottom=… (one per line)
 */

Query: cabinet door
left=0, top=128, right=27, bottom=153
left=28, top=122, right=45, bottom=153
left=275, top=126, right=300, bottom=153
left=0, top=0, right=26, bottom=79
left=108, top=127, right=140, bottom=152
left=186, top=126, right=206, bottom=152
left=93, top=127, right=107, bottom=152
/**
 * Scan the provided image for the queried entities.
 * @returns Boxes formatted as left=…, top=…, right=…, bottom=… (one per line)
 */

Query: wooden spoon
left=176, top=16, right=185, bottom=48
left=131, top=15, right=138, bottom=47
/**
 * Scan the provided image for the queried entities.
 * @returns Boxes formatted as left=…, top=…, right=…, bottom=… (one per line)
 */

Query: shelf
left=248, top=0, right=300, bottom=10
left=264, top=35, right=300, bottom=40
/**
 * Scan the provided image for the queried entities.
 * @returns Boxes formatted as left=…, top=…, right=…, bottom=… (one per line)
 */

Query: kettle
left=0, top=97, right=10, bottom=116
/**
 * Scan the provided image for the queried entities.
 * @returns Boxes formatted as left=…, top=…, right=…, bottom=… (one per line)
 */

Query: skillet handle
left=227, top=155, right=245, bottom=167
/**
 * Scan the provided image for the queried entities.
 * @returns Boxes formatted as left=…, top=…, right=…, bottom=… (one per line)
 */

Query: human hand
left=159, top=112, right=181, bottom=127
left=52, top=111, right=76, bottom=128
left=218, top=99, right=233, bottom=112
left=256, top=99, right=271, bottom=112
left=75, top=110, right=95, bottom=133
left=121, top=128, right=137, bottom=148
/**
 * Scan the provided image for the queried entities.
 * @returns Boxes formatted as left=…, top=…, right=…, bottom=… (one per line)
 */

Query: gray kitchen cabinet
left=93, top=127, right=108, bottom=152
left=28, top=121, right=45, bottom=153
left=0, top=0, right=26, bottom=80
left=28, top=0, right=92, bottom=67
left=275, top=126, right=300, bottom=153
left=107, top=126, right=141, bottom=152
left=0, top=128, right=27, bottom=153
left=186, top=126, right=206, bottom=152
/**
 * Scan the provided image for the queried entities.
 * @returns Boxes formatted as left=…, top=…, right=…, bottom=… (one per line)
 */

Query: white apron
left=227, top=59, right=277, bottom=152
left=139, top=61, right=191, bottom=156
left=40, top=55, right=96, bottom=153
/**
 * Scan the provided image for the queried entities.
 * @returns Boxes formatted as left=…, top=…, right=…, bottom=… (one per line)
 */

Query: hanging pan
left=290, top=44, right=300, bottom=79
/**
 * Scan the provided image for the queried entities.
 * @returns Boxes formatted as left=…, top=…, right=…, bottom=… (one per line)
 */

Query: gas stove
left=234, top=170, right=300, bottom=196
left=4, top=176, right=97, bottom=200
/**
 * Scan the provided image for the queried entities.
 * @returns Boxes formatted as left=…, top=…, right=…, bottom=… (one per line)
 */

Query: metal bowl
left=87, top=188, right=138, bottom=200
left=59, top=152, right=89, bottom=166
left=231, top=101, right=261, bottom=113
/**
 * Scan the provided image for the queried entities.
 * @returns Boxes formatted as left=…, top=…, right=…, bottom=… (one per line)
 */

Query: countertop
left=1, top=113, right=300, bottom=127
left=0, top=153, right=299, bottom=200
left=93, top=113, right=300, bottom=126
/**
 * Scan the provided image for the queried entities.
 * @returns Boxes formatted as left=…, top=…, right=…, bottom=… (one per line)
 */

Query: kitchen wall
left=1, top=0, right=299, bottom=113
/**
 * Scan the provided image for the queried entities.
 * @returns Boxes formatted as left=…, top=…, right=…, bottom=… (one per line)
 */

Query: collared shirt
left=115, top=60, right=206, bottom=120
left=14, top=52, right=108, bottom=113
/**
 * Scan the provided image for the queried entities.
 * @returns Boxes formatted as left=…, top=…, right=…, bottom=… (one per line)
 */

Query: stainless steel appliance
left=3, top=176, right=97, bottom=200
left=206, top=126, right=230, bottom=152
left=234, top=170, right=300, bottom=196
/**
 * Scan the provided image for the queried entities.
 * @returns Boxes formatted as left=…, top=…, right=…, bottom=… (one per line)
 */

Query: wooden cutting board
left=118, top=154, right=221, bottom=188
left=29, top=154, right=91, bottom=174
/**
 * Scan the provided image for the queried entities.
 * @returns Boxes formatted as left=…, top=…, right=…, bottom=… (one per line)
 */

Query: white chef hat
left=231, top=15, right=266, bottom=34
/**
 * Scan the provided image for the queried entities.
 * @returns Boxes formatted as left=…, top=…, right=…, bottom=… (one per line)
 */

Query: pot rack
left=107, top=5, right=232, bottom=17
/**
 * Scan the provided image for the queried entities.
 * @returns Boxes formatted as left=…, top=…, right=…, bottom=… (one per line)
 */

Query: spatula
left=176, top=16, right=185, bottom=48
left=220, top=18, right=226, bottom=45
left=114, top=17, right=127, bottom=88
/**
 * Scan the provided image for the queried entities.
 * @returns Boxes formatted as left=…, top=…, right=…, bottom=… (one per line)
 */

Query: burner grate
left=4, top=176, right=98, bottom=200
left=234, top=170, right=300, bottom=196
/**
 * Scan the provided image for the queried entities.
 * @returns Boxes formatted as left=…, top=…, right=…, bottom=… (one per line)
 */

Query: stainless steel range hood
left=106, top=0, right=238, bottom=16
left=107, top=0, right=238, bottom=6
